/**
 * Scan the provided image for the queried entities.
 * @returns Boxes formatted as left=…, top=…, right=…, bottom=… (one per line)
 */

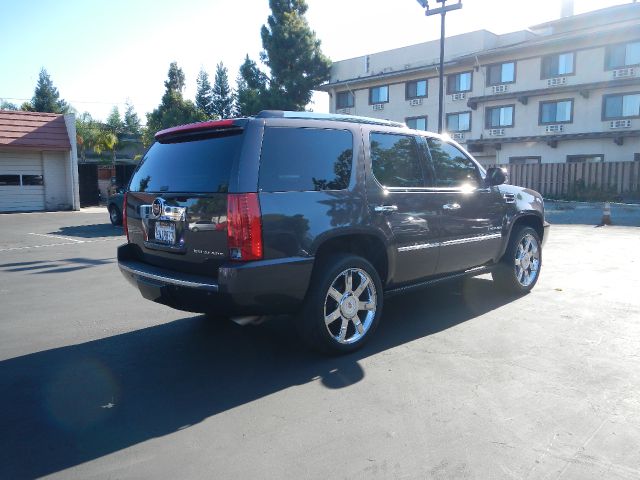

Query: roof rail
left=257, top=110, right=406, bottom=128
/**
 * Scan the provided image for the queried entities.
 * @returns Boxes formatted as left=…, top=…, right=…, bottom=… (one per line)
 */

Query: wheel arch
left=498, top=212, right=544, bottom=260
left=312, top=231, right=393, bottom=287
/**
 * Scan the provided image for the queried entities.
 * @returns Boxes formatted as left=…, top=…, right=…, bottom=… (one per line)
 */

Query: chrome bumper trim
left=119, top=262, right=219, bottom=292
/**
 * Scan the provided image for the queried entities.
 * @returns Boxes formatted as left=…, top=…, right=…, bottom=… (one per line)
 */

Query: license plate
left=155, top=222, right=175, bottom=244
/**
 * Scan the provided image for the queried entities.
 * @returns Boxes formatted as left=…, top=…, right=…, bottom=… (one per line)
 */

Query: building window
left=509, top=156, right=541, bottom=165
left=22, top=175, right=44, bottom=186
left=406, top=116, right=428, bottom=131
left=369, top=85, right=389, bottom=104
left=336, top=91, right=354, bottom=109
left=446, top=111, right=471, bottom=132
left=487, top=62, right=515, bottom=85
left=567, top=155, right=604, bottom=163
left=486, top=105, right=514, bottom=128
left=541, top=52, right=575, bottom=78
left=603, top=92, right=640, bottom=119
left=0, top=175, right=20, bottom=186
left=447, top=71, right=472, bottom=94
left=539, top=99, right=573, bottom=124
left=406, top=79, right=428, bottom=99
left=606, top=41, right=640, bottom=70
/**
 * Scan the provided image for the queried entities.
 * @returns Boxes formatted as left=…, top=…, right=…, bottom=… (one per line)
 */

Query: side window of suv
left=426, top=138, right=480, bottom=188
left=370, top=132, right=426, bottom=188
left=259, top=127, right=353, bottom=192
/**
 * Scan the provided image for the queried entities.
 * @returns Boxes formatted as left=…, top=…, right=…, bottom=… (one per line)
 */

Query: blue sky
left=0, top=0, right=631, bottom=122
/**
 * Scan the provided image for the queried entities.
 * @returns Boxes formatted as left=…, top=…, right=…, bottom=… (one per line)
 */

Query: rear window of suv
left=129, top=132, right=242, bottom=193
left=259, top=127, right=353, bottom=192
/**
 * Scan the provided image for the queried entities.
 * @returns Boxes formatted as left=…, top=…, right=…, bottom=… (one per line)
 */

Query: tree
left=75, top=112, right=99, bottom=162
left=0, top=100, right=18, bottom=110
left=165, top=61, right=186, bottom=92
left=106, top=106, right=124, bottom=135
left=30, top=68, right=69, bottom=113
left=123, top=101, right=142, bottom=137
left=195, top=68, right=214, bottom=118
left=212, top=62, right=234, bottom=119
left=144, top=62, right=205, bottom=146
left=235, top=56, right=269, bottom=116
left=238, top=0, right=331, bottom=114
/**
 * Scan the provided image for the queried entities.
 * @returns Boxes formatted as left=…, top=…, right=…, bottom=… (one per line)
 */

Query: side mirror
left=485, top=167, right=507, bottom=186
left=117, top=187, right=127, bottom=194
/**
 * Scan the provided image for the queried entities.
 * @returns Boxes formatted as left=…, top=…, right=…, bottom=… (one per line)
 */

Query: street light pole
left=416, top=0, right=462, bottom=134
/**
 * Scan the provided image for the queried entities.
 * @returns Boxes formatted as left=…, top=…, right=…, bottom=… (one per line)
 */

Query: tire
left=492, top=226, right=542, bottom=295
left=109, top=204, right=122, bottom=226
left=297, top=254, right=383, bottom=354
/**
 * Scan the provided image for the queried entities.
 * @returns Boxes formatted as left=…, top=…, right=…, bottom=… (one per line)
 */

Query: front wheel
left=492, top=226, right=542, bottom=295
left=297, top=254, right=383, bottom=354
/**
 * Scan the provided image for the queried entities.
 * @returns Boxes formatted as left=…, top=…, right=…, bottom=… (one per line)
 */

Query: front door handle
left=374, top=205, right=398, bottom=213
left=442, top=203, right=461, bottom=210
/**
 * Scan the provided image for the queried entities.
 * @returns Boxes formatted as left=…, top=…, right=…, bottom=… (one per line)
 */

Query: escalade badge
left=152, top=198, right=164, bottom=217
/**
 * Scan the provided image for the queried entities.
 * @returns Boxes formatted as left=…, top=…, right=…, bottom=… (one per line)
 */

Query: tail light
left=123, top=192, right=129, bottom=242
left=227, top=193, right=262, bottom=261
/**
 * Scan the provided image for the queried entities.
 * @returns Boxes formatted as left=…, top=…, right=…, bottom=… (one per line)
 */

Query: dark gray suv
left=118, top=111, right=549, bottom=353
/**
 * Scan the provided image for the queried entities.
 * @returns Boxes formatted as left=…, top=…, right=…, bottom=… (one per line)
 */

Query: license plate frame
left=155, top=221, right=176, bottom=245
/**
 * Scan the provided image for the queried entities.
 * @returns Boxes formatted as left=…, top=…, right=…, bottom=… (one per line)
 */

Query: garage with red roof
left=0, top=110, right=79, bottom=212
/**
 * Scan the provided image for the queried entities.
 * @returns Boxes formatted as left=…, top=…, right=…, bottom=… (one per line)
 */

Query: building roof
left=0, top=110, right=71, bottom=151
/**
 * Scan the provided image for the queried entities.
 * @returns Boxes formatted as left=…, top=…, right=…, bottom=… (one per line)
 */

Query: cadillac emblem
left=152, top=198, right=164, bottom=217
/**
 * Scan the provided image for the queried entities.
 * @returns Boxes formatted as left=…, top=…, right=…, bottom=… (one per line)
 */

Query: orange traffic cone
left=601, top=202, right=612, bottom=226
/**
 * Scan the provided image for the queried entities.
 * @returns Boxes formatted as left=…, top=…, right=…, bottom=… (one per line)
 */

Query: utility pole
left=416, top=0, right=462, bottom=134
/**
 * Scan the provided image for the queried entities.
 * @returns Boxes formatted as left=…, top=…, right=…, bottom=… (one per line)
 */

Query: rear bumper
left=117, top=243, right=314, bottom=315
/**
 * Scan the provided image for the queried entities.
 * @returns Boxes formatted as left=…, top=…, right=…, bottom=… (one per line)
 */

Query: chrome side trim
left=440, top=233, right=501, bottom=247
left=398, top=242, right=439, bottom=252
left=397, top=233, right=501, bottom=252
left=119, top=263, right=219, bottom=291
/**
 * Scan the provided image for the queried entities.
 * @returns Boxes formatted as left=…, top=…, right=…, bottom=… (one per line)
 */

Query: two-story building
left=318, top=3, right=640, bottom=166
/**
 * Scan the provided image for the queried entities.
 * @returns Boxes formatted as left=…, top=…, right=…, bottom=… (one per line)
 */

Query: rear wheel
left=109, top=205, right=122, bottom=226
left=492, top=226, right=542, bottom=295
left=297, top=254, right=383, bottom=354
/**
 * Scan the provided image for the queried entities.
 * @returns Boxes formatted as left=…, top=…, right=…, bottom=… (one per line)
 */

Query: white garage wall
left=0, top=151, right=45, bottom=212
left=43, top=151, right=71, bottom=210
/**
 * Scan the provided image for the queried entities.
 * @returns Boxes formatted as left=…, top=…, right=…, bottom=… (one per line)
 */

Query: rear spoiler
left=155, top=118, right=246, bottom=142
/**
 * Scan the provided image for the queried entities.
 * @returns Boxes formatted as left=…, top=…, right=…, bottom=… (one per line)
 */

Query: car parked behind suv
left=118, top=111, right=549, bottom=353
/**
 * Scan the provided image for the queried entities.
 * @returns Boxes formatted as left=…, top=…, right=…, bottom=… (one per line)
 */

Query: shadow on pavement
left=0, top=277, right=513, bottom=479
left=49, top=223, right=124, bottom=239
left=0, top=257, right=114, bottom=275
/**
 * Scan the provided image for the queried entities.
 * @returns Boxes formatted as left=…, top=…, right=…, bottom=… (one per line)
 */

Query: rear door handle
left=442, top=203, right=461, bottom=210
left=374, top=205, right=398, bottom=213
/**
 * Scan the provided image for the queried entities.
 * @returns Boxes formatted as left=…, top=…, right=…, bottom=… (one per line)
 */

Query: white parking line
left=28, top=232, right=84, bottom=243
left=0, top=238, right=121, bottom=252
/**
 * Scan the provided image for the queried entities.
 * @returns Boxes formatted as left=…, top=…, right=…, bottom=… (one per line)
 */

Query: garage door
left=0, top=151, right=45, bottom=212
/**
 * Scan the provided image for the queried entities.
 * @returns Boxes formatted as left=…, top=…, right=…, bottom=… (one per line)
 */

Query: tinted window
left=370, top=133, right=425, bottom=188
left=0, top=175, right=20, bottom=186
left=259, top=127, right=353, bottom=192
left=427, top=138, right=480, bottom=188
left=129, top=132, right=242, bottom=193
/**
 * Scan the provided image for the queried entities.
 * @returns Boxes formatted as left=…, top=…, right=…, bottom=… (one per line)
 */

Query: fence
left=487, top=160, right=640, bottom=197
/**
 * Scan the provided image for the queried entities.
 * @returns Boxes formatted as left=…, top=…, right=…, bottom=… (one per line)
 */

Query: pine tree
left=30, top=68, right=69, bottom=113
left=195, top=68, right=214, bottom=118
left=212, top=62, right=234, bottom=119
left=238, top=0, right=330, bottom=113
left=123, top=101, right=142, bottom=137
left=236, top=55, right=269, bottom=116
left=144, top=62, right=205, bottom=146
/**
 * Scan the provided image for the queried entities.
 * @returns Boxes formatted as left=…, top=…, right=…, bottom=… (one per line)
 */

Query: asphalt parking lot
left=1, top=209, right=639, bottom=480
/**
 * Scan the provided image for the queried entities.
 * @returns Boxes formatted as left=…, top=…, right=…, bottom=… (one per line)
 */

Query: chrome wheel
left=109, top=207, right=118, bottom=223
left=324, top=268, right=377, bottom=345
left=514, top=233, right=540, bottom=287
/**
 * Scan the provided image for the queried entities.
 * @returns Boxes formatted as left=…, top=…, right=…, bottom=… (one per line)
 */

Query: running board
left=384, top=266, right=493, bottom=298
